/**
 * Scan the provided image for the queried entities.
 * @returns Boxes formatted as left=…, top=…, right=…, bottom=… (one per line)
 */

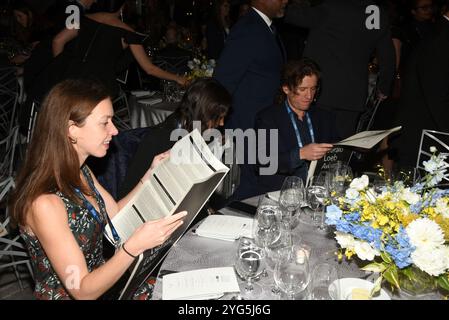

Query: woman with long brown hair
left=9, top=79, right=186, bottom=300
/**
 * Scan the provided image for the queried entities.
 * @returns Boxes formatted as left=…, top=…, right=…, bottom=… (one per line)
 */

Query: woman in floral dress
left=9, top=79, right=186, bottom=299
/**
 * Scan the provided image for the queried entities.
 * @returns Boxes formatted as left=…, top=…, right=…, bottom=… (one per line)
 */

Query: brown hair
left=276, top=58, right=321, bottom=104
left=9, top=79, right=110, bottom=226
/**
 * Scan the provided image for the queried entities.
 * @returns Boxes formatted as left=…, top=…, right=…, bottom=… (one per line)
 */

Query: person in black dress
left=30, top=0, right=187, bottom=102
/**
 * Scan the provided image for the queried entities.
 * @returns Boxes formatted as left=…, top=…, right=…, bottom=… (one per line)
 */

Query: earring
left=69, top=137, right=77, bottom=144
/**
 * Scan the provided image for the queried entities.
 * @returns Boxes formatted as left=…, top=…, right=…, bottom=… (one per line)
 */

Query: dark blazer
left=214, top=8, right=286, bottom=131
left=285, top=0, right=395, bottom=111
left=255, top=103, right=338, bottom=193
left=117, top=114, right=179, bottom=199
left=205, top=19, right=227, bottom=60
left=393, top=17, right=449, bottom=166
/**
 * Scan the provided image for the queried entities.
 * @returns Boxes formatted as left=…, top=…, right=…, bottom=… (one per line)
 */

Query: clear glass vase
left=398, top=267, right=436, bottom=297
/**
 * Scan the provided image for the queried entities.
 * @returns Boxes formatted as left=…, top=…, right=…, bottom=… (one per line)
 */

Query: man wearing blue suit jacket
left=256, top=58, right=338, bottom=193
left=214, top=0, right=288, bottom=200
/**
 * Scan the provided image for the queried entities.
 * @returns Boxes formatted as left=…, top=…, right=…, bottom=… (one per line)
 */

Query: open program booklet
left=306, top=126, right=402, bottom=187
left=105, top=129, right=229, bottom=299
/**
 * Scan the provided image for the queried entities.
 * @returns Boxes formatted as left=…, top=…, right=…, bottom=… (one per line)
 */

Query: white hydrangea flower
left=335, top=232, right=355, bottom=250
left=406, top=218, right=445, bottom=250
left=345, top=188, right=359, bottom=200
left=400, top=188, right=421, bottom=205
left=430, top=146, right=437, bottom=153
left=435, top=198, right=449, bottom=218
left=411, top=246, right=449, bottom=277
left=353, top=240, right=379, bottom=261
left=349, top=175, right=369, bottom=191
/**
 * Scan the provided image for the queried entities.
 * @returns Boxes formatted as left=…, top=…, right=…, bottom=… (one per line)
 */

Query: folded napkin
left=162, top=267, right=239, bottom=300
left=195, top=215, right=253, bottom=241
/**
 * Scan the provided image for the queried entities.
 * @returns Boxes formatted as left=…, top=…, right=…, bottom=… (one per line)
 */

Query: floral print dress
left=21, top=165, right=154, bottom=300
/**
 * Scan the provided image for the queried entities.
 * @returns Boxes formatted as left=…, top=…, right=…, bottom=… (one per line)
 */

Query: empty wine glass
left=307, top=172, right=330, bottom=231
left=234, top=237, right=266, bottom=299
left=279, top=176, right=305, bottom=230
left=274, top=245, right=310, bottom=300
left=309, top=262, right=340, bottom=300
left=253, top=194, right=282, bottom=248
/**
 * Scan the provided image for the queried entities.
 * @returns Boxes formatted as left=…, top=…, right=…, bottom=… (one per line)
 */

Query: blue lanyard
left=74, top=185, right=121, bottom=249
left=284, top=100, right=315, bottom=148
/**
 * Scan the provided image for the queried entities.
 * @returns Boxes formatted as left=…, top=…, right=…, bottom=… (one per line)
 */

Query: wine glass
left=328, top=162, right=353, bottom=200
left=253, top=194, right=282, bottom=248
left=234, top=237, right=266, bottom=299
left=279, top=176, right=305, bottom=230
left=274, top=244, right=310, bottom=300
left=308, top=262, right=340, bottom=300
left=307, top=172, right=330, bottom=231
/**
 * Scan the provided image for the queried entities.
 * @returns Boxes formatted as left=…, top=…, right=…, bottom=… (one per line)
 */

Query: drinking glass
left=274, top=245, right=310, bottom=300
left=309, top=262, right=340, bottom=300
left=328, top=162, right=353, bottom=200
left=234, top=237, right=266, bottom=298
left=307, top=172, right=330, bottom=231
left=253, top=194, right=282, bottom=248
left=279, top=176, right=305, bottom=230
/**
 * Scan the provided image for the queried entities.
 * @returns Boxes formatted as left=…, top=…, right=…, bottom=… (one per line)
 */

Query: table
left=152, top=196, right=443, bottom=300
left=129, top=91, right=178, bottom=128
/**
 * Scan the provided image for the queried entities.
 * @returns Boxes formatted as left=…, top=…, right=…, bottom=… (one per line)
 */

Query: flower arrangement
left=325, top=148, right=449, bottom=296
left=187, top=57, right=216, bottom=80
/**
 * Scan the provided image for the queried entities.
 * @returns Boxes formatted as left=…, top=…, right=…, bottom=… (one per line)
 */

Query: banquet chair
left=26, top=101, right=39, bottom=144
left=416, top=129, right=449, bottom=185
left=113, top=91, right=131, bottom=131
left=0, top=237, right=34, bottom=290
left=0, top=67, right=19, bottom=140
left=0, top=126, right=19, bottom=180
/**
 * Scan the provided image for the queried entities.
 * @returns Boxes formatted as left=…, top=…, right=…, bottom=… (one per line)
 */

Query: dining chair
left=416, top=129, right=449, bottom=185
left=0, top=67, right=19, bottom=140
left=0, top=126, right=19, bottom=180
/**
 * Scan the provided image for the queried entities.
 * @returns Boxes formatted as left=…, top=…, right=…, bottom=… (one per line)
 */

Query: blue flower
left=344, top=212, right=360, bottom=222
left=325, top=205, right=343, bottom=225
left=335, top=220, right=353, bottom=233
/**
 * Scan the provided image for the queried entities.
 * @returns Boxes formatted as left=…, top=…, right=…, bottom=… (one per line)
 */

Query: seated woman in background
left=29, top=0, right=187, bottom=102
left=9, top=79, right=186, bottom=300
left=118, top=77, right=231, bottom=199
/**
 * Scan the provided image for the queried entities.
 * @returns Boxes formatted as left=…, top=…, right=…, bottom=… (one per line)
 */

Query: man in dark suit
left=214, top=0, right=288, bottom=200
left=393, top=2, right=449, bottom=167
left=285, top=0, right=395, bottom=139
left=255, top=58, right=337, bottom=193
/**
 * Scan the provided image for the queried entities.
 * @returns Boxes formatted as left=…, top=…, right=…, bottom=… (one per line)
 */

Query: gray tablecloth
left=129, top=92, right=178, bottom=128
left=152, top=197, right=443, bottom=300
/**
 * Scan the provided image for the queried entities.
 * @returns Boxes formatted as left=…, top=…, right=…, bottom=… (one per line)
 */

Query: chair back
left=0, top=67, right=19, bottom=140
left=416, top=129, right=449, bottom=185
left=113, top=90, right=131, bottom=131
left=0, top=126, right=19, bottom=179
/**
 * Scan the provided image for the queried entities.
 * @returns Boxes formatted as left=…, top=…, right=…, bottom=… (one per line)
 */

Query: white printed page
left=334, top=126, right=401, bottom=149
left=195, top=215, right=253, bottom=241
left=162, top=267, right=240, bottom=300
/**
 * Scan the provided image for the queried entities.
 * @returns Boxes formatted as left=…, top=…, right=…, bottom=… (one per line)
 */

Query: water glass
left=234, top=237, right=266, bottom=298
left=274, top=245, right=310, bottom=300
left=309, top=263, right=340, bottom=300
left=279, top=176, right=305, bottom=230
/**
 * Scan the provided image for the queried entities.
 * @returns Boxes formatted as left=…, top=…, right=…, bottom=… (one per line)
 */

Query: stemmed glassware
left=234, top=237, right=266, bottom=299
left=253, top=194, right=282, bottom=248
left=274, top=244, right=310, bottom=300
left=279, top=176, right=305, bottom=230
left=308, top=262, right=340, bottom=300
left=328, top=162, right=353, bottom=201
left=307, top=171, right=330, bottom=231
